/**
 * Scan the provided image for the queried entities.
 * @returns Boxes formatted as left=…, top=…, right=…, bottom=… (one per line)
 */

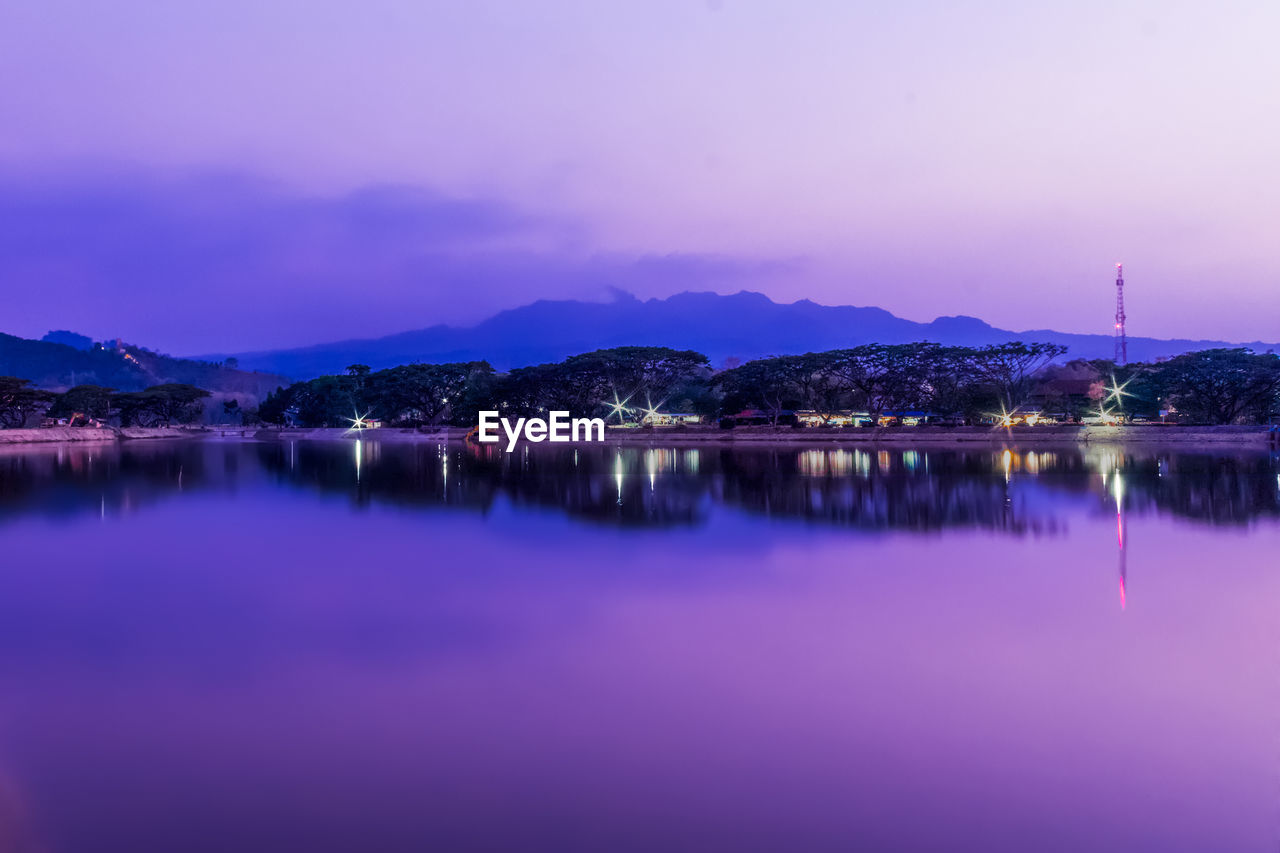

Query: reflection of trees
left=0, top=443, right=213, bottom=522
left=1090, top=452, right=1280, bottom=526
left=1, top=441, right=1277, bottom=531
left=254, top=441, right=706, bottom=527
left=714, top=449, right=1061, bottom=535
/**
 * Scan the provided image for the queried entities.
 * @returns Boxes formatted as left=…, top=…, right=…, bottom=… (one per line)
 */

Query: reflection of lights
left=645, top=449, right=658, bottom=490
left=614, top=452, right=624, bottom=504
left=354, top=439, right=363, bottom=482
left=1089, top=448, right=1122, bottom=483
left=798, top=449, right=855, bottom=477
left=1001, top=449, right=1013, bottom=482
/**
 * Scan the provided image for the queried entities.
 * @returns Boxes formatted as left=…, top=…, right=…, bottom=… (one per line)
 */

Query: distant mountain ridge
left=198, top=291, right=1278, bottom=380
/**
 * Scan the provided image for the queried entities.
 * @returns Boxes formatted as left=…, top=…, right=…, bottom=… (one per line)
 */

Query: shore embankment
left=0, top=426, right=205, bottom=445
left=252, top=424, right=1279, bottom=448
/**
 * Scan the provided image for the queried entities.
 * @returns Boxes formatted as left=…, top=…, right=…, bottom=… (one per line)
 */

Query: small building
left=1029, top=360, right=1104, bottom=415
left=795, top=410, right=874, bottom=428
left=879, top=410, right=935, bottom=427
left=641, top=412, right=704, bottom=426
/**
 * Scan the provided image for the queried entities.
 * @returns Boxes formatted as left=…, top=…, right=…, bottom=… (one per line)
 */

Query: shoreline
left=0, top=427, right=206, bottom=445
left=2, top=424, right=1276, bottom=449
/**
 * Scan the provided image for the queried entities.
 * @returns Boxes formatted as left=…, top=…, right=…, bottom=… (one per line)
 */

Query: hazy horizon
left=3, top=2, right=1278, bottom=352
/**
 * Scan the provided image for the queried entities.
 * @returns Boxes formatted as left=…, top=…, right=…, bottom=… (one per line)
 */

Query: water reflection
left=1, top=440, right=1278, bottom=852
left=2, top=442, right=1278, bottom=533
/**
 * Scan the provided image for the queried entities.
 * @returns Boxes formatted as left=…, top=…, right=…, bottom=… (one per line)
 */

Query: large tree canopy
left=47, top=384, right=115, bottom=421
left=963, top=342, right=1068, bottom=410
left=500, top=347, right=710, bottom=420
left=1151, top=349, right=1280, bottom=424
left=0, top=376, right=54, bottom=428
left=112, top=384, right=210, bottom=427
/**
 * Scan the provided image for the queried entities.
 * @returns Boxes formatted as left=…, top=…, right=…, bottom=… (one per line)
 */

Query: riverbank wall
left=0, top=426, right=205, bottom=445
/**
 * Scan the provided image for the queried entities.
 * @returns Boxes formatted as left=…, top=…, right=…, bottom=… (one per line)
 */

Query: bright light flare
left=1104, top=374, right=1135, bottom=406
left=1093, top=405, right=1121, bottom=426
left=604, top=390, right=633, bottom=424
left=639, top=393, right=668, bottom=424
left=987, top=403, right=1020, bottom=429
left=345, top=409, right=374, bottom=432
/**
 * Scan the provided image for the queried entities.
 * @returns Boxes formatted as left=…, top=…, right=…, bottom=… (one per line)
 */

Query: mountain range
left=198, top=291, right=1279, bottom=380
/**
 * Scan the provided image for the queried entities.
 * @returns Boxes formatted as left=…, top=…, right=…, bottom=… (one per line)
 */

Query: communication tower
left=1114, top=263, right=1127, bottom=365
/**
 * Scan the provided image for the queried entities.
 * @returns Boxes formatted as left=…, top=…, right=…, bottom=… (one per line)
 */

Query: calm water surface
left=0, top=439, right=1278, bottom=852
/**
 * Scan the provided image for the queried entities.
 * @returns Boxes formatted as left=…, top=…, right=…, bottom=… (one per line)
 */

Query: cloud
left=0, top=166, right=795, bottom=354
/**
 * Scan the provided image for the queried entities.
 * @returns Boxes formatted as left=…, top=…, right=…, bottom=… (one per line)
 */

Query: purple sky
left=2, top=1, right=1277, bottom=353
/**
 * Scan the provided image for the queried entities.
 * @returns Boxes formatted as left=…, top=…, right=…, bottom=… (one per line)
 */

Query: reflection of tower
left=1114, top=471, right=1127, bottom=610
left=1001, top=448, right=1013, bottom=528
left=1114, top=263, right=1127, bottom=365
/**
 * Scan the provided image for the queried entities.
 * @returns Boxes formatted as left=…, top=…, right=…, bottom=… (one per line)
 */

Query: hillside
left=0, top=333, right=287, bottom=399
left=202, top=291, right=1280, bottom=378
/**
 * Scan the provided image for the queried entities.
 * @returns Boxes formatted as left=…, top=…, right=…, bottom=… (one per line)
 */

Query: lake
left=0, top=439, right=1277, bottom=852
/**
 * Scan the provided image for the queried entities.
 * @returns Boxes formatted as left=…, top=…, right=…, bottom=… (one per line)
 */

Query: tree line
left=0, top=378, right=210, bottom=428
left=251, top=343, right=1280, bottom=428
left=1100, top=348, right=1280, bottom=425
left=255, top=347, right=714, bottom=428
left=4, top=342, right=1279, bottom=429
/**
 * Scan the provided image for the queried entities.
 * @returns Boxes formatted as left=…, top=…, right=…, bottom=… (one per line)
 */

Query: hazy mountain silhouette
left=203, top=290, right=1279, bottom=379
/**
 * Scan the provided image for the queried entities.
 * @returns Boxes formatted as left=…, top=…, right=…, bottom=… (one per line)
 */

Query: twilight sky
left=2, top=1, right=1278, bottom=354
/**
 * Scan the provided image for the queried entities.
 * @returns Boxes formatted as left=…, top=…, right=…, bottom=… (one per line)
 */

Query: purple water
left=0, top=440, right=1277, bottom=852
